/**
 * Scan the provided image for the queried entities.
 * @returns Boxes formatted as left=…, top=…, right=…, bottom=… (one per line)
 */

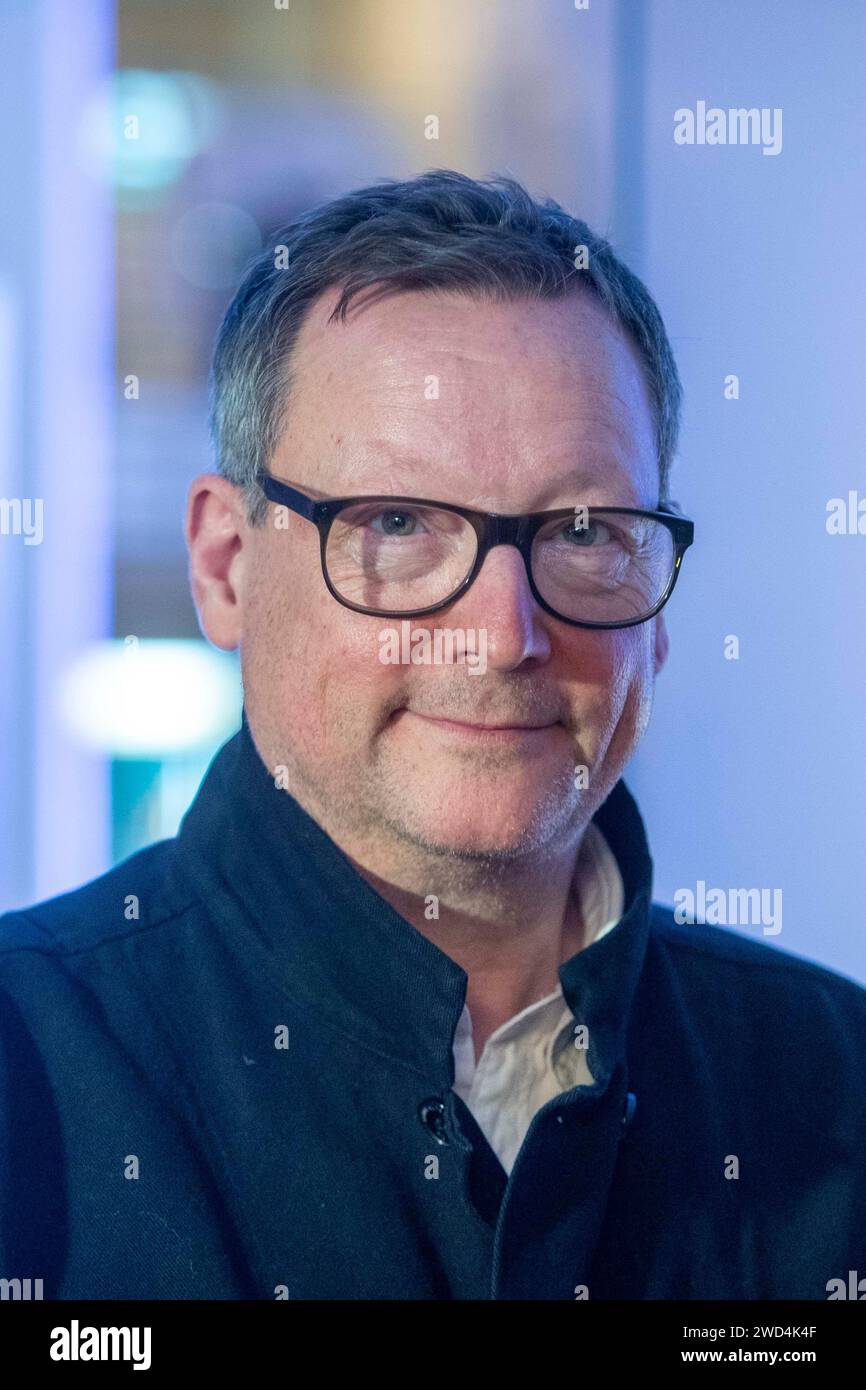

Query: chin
left=398, top=782, right=577, bottom=860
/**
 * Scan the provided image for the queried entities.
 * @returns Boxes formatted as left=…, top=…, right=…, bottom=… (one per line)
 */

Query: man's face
left=200, top=287, right=667, bottom=863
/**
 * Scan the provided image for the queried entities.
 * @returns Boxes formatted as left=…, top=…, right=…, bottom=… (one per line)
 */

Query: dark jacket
left=1, top=717, right=865, bottom=1300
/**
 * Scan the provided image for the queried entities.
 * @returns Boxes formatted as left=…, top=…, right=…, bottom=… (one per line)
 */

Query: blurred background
left=1, top=0, right=864, bottom=981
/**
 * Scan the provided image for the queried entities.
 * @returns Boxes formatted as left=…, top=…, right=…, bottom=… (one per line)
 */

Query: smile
left=397, top=710, right=563, bottom=741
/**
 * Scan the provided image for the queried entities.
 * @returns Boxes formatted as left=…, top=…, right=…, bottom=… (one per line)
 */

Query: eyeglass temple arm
left=657, top=499, right=695, bottom=547
left=258, top=472, right=320, bottom=522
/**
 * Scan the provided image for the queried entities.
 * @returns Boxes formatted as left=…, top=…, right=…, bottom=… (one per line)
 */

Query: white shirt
left=451, top=821, right=625, bottom=1175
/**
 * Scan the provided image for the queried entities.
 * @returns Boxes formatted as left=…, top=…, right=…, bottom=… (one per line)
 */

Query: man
left=1, top=170, right=864, bottom=1300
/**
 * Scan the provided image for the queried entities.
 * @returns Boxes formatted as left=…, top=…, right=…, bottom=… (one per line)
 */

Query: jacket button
left=419, top=1098, right=450, bottom=1145
left=621, top=1091, right=637, bottom=1132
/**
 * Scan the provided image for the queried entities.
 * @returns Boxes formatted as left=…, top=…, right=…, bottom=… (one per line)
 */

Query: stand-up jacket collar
left=176, top=712, right=655, bottom=1091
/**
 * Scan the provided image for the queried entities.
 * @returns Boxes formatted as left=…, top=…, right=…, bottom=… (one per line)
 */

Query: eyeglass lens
left=324, top=503, right=676, bottom=622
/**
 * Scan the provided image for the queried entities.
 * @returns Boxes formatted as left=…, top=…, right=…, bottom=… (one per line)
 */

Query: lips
left=403, top=710, right=560, bottom=733
left=433, top=719, right=556, bottom=731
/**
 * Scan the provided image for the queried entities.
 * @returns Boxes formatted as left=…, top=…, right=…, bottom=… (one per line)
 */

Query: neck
left=240, top=711, right=603, bottom=1058
left=345, top=832, right=590, bottom=1057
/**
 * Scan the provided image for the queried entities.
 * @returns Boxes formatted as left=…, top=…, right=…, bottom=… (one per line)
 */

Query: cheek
left=565, top=625, right=652, bottom=698
left=608, top=625, right=656, bottom=739
left=310, top=623, right=410, bottom=738
left=607, top=628, right=650, bottom=700
left=242, top=553, right=409, bottom=757
left=240, top=541, right=323, bottom=749
left=562, top=625, right=655, bottom=744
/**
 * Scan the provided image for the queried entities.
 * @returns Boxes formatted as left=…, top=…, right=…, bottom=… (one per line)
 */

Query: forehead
left=275, top=285, right=658, bottom=507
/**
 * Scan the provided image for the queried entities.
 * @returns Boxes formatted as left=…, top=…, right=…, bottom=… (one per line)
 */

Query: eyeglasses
left=258, top=470, right=695, bottom=630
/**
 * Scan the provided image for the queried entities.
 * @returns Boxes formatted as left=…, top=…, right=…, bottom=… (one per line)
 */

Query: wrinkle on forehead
left=271, top=287, right=658, bottom=507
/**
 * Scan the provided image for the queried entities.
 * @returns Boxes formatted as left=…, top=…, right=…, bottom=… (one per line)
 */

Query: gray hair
left=209, top=169, right=683, bottom=523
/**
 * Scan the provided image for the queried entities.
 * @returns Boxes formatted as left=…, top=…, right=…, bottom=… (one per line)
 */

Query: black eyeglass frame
left=258, top=469, right=695, bottom=630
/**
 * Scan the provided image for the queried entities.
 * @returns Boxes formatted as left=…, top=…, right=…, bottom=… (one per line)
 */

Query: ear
left=653, top=610, right=670, bottom=676
left=185, top=473, right=248, bottom=651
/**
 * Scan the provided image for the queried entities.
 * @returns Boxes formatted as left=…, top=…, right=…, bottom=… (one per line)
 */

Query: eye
left=369, top=509, right=420, bottom=537
left=562, top=518, right=613, bottom=546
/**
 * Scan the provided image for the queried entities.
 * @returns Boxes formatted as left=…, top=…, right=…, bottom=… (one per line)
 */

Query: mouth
left=395, top=709, right=564, bottom=742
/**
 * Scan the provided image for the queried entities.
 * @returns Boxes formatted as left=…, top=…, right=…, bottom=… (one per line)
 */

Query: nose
left=450, top=543, right=552, bottom=670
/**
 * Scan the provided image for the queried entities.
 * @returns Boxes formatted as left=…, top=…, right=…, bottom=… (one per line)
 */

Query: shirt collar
left=176, top=710, right=655, bottom=1089
left=453, top=818, right=625, bottom=1084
